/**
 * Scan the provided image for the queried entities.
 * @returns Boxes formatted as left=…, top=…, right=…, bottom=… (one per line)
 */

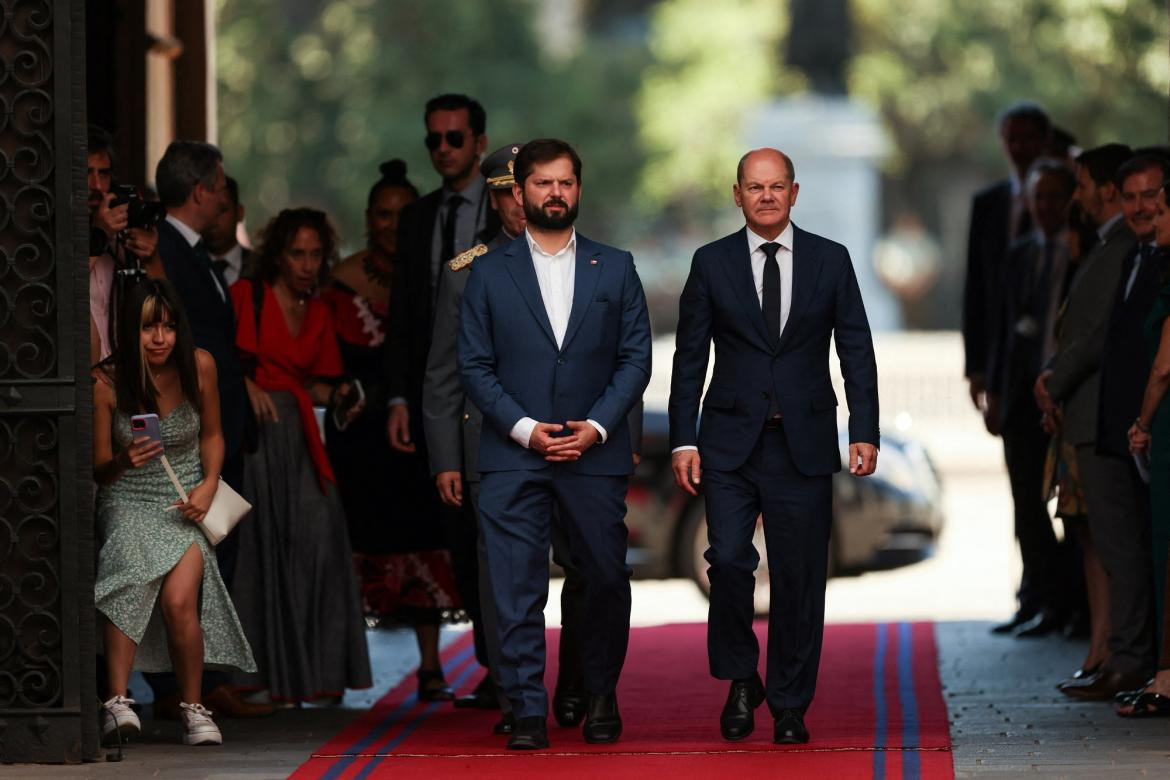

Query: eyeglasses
left=425, top=130, right=467, bottom=151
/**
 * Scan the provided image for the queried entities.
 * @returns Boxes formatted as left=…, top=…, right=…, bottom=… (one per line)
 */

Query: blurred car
left=621, top=348, right=945, bottom=614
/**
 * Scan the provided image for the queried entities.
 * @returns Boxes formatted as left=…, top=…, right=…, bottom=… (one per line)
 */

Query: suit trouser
left=142, top=449, right=247, bottom=700
left=1001, top=418, right=1060, bottom=616
left=467, top=481, right=587, bottom=715
left=479, top=467, right=630, bottom=719
left=1076, top=445, right=1156, bottom=676
left=703, top=423, right=832, bottom=714
left=439, top=500, right=488, bottom=669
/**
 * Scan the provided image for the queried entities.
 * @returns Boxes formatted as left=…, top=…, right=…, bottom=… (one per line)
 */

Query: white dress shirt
left=673, top=221, right=796, bottom=455
left=165, top=214, right=226, bottom=301
left=213, top=244, right=244, bottom=287
left=509, top=229, right=607, bottom=449
left=746, top=221, right=795, bottom=339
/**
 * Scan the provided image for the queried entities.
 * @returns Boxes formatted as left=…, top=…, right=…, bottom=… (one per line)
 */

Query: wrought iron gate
left=0, top=0, right=98, bottom=763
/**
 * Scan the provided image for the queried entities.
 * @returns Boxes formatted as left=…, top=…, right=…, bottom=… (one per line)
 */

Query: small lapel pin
left=589, top=258, right=599, bottom=265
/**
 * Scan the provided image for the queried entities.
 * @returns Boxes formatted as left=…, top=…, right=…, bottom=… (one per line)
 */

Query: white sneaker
left=179, top=702, right=223, bottom=746
left=101, top=695, right=141, bottom=745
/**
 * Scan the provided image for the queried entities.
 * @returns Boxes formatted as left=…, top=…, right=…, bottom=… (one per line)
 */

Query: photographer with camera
left=87, top=125, right=164, bottom=363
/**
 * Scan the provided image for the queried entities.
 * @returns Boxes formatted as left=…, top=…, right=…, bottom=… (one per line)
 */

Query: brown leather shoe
left=1061, top=669, right=1150, bottom=701
left=204, top=685, right=276, bottom=717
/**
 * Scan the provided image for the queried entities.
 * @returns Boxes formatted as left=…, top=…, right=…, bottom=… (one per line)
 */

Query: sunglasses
left=425, top=130, right=468, bottom=151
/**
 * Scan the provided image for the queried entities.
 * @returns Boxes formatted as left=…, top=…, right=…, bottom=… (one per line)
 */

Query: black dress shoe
left=773, top=708, right=809, bottom=744
left=1014, top=610, right=1062, bottom=638
left=506, top=716, right=548, bottom=750
left=720, top=673, right=766, bottom=741
left=454, top=673, right=500, bottom=709
left=553, top=679, right=587, bottom=728
left=990, top=611, right=1036, bottom=634
left=582, top=693, right=622, bottom=744
left=493, top=713, right=516, bottom=735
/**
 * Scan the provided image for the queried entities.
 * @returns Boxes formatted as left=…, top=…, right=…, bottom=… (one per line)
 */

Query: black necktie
left=212, top=257, right=230, bottom=276
left=440, top=194, right=464, bottom=266
left=761, top=242, right=782, bottom=348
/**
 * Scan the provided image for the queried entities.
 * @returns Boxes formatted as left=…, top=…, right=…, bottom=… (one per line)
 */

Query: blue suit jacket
left=459, top=233, right=652, bottom=476
left=668, top=225, right=879, bottom=476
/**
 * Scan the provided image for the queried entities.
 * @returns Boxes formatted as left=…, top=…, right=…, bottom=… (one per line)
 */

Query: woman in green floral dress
left=93, top=280, right=255, bottom=745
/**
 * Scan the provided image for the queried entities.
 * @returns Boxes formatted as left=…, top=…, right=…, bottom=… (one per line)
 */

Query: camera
left=109, top=184, right=167, bottom=232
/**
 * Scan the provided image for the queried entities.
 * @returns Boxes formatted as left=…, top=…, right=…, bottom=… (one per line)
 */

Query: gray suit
left=1044, top=216, right=1152, bottom=678
left=1045, top=217, right=1136, bottom=445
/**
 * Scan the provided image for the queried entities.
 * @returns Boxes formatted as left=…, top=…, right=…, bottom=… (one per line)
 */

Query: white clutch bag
left=160, top=455, right=252, bottom=545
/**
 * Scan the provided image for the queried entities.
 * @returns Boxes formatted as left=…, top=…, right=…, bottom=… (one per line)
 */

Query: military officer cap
left=481, top=143, right=523, bottom=189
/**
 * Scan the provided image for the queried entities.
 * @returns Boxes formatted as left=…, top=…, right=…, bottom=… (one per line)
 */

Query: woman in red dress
left=228, top=208, right=372, bottom=705
left=321, top=161, right=462, bottom=701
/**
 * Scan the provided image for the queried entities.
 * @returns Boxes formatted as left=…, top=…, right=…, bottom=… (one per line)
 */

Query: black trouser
left=703, top=423, right=832, bottom=715
left=440, top=500, right=488, bottom=668
left=1076, top=446, right=1156, bottom=676
left=1001, top=417, right=1060, bottom=617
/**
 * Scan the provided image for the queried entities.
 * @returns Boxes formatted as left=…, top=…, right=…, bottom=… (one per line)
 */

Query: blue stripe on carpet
left=321, top=642, right=477, bottom=780
left=899, top=622, right=921, bottom=780
left=872, top=622, right=888, bottom=780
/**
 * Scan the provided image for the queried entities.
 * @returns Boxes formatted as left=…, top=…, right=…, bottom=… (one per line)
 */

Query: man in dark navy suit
left=668, top=148, right=879, bottom=745
left=459, top=139, right=651, bottom=750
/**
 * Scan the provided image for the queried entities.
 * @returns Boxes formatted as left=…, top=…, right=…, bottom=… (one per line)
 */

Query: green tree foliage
left=850, top=0, right=1169, bottom=172
left=216, top=0, right=650, bottom=248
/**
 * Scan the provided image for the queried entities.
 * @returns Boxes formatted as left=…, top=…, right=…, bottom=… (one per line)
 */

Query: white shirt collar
left=525, top=228, right=577, bottom=259
left=165, top=214, right=202, bottom=248
left=745, top=221, right=794, bottom=255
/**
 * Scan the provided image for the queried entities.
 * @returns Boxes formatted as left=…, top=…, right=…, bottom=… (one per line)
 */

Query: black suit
left=668, top=225, right=878, bottom=714
left=1076, top=244, right=1165, bottom=677
left=963, top=180, right=1029, bottom=380
left=988, top=235, right=1062, bottom=617
left=384, top=185, right=498, bottom=664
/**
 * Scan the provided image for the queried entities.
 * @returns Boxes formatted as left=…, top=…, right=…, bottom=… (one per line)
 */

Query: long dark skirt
left=231, top=392, right=372, bottom=701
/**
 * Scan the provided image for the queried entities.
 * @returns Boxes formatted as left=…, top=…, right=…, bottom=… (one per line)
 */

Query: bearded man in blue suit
left=459, top=139, right=651, bottom=751
left=668, top=148, right=880, bottom=745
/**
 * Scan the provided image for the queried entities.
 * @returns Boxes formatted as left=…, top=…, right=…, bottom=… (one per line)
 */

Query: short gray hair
left=155, top=140, right=222, bottom=208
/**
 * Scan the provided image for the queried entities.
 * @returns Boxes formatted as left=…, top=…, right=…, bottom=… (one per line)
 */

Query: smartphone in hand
left=332, top=379, right=365, bottom=432
left=130, top=412, right=163, bottom=450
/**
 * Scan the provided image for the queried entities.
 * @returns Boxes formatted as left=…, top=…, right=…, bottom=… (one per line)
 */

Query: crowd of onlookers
left=964, top=101, right=1170, bottom=717
left=86, top=94, right=518, bottom=747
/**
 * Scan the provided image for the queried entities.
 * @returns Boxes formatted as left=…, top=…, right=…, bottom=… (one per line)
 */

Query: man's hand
left=435, top=471, right=463, bottom=507
left=1129, top=422, right=1152, bottom=456
left=124, top=226, right=158, bottom=259
left=387, top=403, right=415, bottom=453
left=672, top=449, right=702, bottom=496
left=982, top=393, right=1003, bottom=437
left=1041, top=408, right=1062, bottom=436
left=94, top=192, right=128, bottom=237
left=967, top=374, right=986, bottom=410
left=632, top=453, right=642, bottom=467
left=1033, top=370, right=1055, bottom=415
left=529, top=422, right=574, bottom=460
left=848, top=443, right=878, bottom=477
left=544, top=420, right=599, bottom=462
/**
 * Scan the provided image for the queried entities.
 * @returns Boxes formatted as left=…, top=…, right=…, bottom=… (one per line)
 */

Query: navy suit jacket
left=458, top=233, right=652, bottom=476
left=157, top=219, right=248, bottom=457
left=668, top=225, right=879, bottom=476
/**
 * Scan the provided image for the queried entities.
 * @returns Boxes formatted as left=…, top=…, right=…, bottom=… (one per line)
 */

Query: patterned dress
left=95, top=401, right=255, bottom=673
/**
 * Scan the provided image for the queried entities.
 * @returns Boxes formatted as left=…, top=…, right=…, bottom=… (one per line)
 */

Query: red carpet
left=293, top=621, right=952, bottom=779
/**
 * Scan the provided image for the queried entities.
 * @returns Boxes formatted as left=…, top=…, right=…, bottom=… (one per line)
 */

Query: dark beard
left=523, top=197, right=579, bottom=230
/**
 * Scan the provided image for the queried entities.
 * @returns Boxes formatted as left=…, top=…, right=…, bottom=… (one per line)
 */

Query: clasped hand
left=1129, top=422, right=1152, bottom=456
left=530, top=421, right=598, bottom=462
left=174, top=479, right=218, bottom=524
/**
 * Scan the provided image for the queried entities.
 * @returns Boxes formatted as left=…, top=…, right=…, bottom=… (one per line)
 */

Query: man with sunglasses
left=384, top=94, right=500, bottom=702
